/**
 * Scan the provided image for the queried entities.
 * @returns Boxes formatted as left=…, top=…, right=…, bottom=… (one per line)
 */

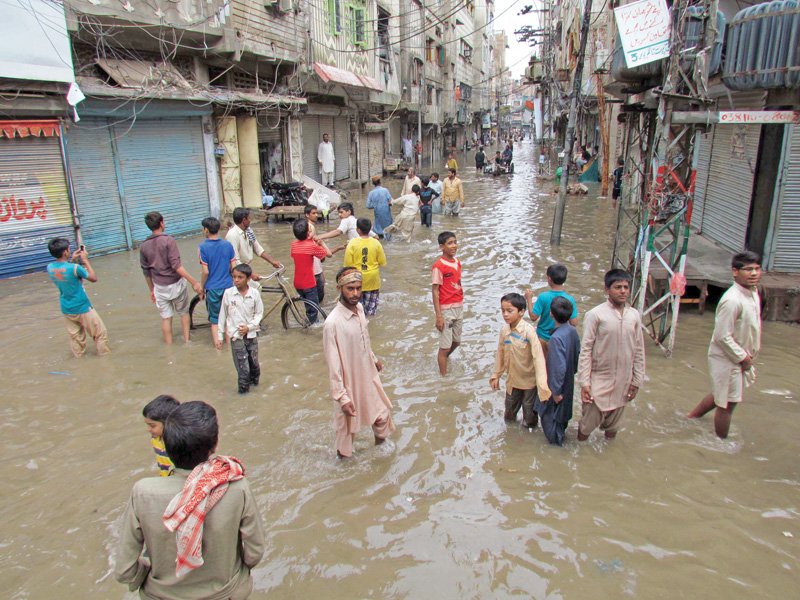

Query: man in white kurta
left=400, top=167, right=422, bottom=197
left=323, top=268, right=395, bottom=457
left=688, top=252, right=762, bottom=438
left=577, top=270, right=645, bottom=440
left=318, top=133, right=335, bottom=187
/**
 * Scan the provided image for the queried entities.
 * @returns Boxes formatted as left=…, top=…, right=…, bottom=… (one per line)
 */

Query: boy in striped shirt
left=142, top=395, right=180, bottom=476
left=290, top=217, right=332, bottom=323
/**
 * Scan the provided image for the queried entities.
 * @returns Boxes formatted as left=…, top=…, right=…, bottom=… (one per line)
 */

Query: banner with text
left=614, top=0, right=671, bottom=68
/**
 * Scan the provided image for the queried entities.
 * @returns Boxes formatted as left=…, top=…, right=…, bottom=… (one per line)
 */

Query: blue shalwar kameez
left=366, top=186, right=393, bottom=236
left=535, top=323, right=581, bottom=445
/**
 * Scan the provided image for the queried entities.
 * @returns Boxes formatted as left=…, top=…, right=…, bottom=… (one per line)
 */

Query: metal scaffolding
left=611, top=0, right=717, bottom=356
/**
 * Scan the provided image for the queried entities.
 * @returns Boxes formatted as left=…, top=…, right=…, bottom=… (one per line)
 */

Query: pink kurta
left=577, top=301, right=646, bottom=411
left=323, top=302, right=395, bottom=456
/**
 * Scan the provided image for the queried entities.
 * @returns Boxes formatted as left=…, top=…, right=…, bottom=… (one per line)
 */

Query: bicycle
left=189, top=266, right=327, bottom=331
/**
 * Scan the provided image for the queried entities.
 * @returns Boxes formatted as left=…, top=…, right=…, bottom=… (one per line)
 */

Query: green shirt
left=115, top=466, right=266, bottom=600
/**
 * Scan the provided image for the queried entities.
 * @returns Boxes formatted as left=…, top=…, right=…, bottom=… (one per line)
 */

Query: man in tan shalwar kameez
left=323, top=267, right=395, bottom=457
left=577, top=269, right=645, bottom=440
left=688, top=251, right=762, bottom=438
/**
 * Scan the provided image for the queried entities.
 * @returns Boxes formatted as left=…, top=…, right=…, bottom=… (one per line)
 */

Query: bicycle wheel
left=281, top=297, right=328, bottom=329
left=189, top=295, right=210, bottom=330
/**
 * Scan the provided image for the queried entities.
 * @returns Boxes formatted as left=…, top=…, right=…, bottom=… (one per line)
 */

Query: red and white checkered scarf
left=162, top=455, right=245, bottom=578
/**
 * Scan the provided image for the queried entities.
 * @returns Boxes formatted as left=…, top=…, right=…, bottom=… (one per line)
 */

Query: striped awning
left=0, top=120, right=61, bottom=139
left=313, top=63, right=382, bottom=92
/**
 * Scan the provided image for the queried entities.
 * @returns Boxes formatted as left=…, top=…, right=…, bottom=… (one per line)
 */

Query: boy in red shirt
left=432, top=231, right=463, bottom=375
left=290, top=218, right=332, bottom=323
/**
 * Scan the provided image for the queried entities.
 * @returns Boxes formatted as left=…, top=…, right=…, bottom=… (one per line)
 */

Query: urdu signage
left=614, top=0, right=671, bottom=68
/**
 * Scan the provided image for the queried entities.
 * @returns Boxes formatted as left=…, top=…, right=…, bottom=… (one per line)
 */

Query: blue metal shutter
left=0, top=135, right=74, bottom=278
left=66, top=119, right=130, bottom=255
left=113, top=118, right=210, bottom=244
left=770, top=124, right=800, bottom=271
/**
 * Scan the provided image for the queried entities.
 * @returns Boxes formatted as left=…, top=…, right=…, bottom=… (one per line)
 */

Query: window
left=426, top=39, right=434, bottom=63
left=348, top=2, right=367, bottom=47
left=411, top=58, right=423, bottom=85
left=426, top=85, right=433, bottom=105
left=326, top=0, right=342, bottom=35
left=437, top=45, right=446, bottom=67
left=459, top=41, right=473, bottom=63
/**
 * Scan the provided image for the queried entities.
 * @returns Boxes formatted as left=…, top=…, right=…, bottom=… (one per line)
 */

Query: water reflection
left=0, top=141, right=797, bottom=599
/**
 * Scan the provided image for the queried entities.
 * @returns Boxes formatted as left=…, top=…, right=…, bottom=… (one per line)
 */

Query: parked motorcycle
left=264, top=179, right=309, bottom=207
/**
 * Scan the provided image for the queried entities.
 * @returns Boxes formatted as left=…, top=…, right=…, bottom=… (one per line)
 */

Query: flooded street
left=1, top=141, right=798, bottom=598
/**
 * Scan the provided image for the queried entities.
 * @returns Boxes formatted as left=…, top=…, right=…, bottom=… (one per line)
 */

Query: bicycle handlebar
left=258, top=265, right=286, bottom=283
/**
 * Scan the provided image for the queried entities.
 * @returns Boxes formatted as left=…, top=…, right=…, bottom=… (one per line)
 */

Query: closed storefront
left=302, top=112, right=351, bottom=183
left=359, top=131, right=384, bottom=179
left=67, top=116, right=210, bottom=251
left=0, top=121, right=75, bottom=278
left=695, top=124, right=761, bottom=252
left=768, top=124, right=800, bottom=272
left=691, top=131, right=713, bottom=232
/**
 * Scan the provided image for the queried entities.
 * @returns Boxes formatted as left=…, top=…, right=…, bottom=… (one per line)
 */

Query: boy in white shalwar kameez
left=688, top=251, right=762, bottom=438
left=383, top=191, right=419, bottom=241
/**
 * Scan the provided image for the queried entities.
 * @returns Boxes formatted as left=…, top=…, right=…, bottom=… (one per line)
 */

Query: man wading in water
left=322, top=267, right=395, bottom=458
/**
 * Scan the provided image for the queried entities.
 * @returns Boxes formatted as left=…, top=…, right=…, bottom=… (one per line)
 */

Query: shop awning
left=75, top=77, right=307, bottom=108
left=313, top=62, right=383, bottom=92
left=0, top=120, right=60, bottom=138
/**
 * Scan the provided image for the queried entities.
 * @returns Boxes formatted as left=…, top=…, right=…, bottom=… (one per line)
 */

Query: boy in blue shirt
left=199, top=217, right=236, bottom=346
left=535, top=296, right=581, bottom=445
left=46, top=238, right=110, bottom=358
left=524, top=263, right=578, bottom=357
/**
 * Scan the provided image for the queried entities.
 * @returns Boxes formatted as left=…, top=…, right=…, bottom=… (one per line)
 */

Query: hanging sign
left=614, top=0, right=671, bottom=68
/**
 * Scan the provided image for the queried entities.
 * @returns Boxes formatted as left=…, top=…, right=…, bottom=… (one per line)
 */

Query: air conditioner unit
left=265, top=0, right=293, bottom=13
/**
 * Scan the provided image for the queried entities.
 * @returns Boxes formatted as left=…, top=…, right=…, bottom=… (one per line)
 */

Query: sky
left=493, top=0, right=541, bottom=79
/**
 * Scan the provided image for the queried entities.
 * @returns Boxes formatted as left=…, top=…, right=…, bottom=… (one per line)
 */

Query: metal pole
left=418, top=0, right=425, bottom=169
left=551, top=0, right=593, bottom=245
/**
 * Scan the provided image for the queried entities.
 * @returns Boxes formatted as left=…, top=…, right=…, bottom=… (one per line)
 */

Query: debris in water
left=48, top=371, right=70, bottom=376
left=26, top=460, right=38, bottom=470
left=783, top=531, right=794, bottom=538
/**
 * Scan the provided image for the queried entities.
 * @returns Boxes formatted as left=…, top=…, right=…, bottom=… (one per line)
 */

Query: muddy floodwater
left=1, top=141, right=798, bottom=599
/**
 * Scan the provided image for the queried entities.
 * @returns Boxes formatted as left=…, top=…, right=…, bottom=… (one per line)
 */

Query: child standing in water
left=46, top=237, right=110, bottom=357
left=217, top=264, right=264, bottom=394
left=142, top=395, right=180, bottom=476
left=431, top=231, right=463, bottom=376
left=489, top=293, right=551, bottom=428
left=536, top=297, right=581, bottom=445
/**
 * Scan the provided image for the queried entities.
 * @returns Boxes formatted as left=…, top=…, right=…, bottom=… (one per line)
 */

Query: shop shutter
left=0, top=134, right=74, bottom=278
left=771, top=124, right=800, bottom=271
left=368, top=132, right=384, bottom=177
left=700, top=124, right=761, bottom=252
left=302, top=116, right=321, bottom=182
left=66, top=119, right=130, bottom=254
left=257, top=121, right=283, bottom=144
left=692, top=131, right=713, bottom=232
left=112, top=118, right=210, bottom=244
left=333, top=116, right=350, bottom=180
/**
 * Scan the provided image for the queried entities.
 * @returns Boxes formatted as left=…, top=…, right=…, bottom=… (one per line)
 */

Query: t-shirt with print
left=344, top=236, right=386, bottom=292
left=47, top=261, right=92, bottom=315
left=199, top=238, right=236, bottom=291
left=431, top=257, right=463, bottom=308
left=291, top=239, right=330, bottom=290
left=419, top=187, right=438, bottom=206
left=533, top=290, right=578, bottom=341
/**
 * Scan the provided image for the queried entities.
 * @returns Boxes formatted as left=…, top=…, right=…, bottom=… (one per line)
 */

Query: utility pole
left=550, top=0, right=593, bottom=245
left=418, top=1, right=425, bottom=170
